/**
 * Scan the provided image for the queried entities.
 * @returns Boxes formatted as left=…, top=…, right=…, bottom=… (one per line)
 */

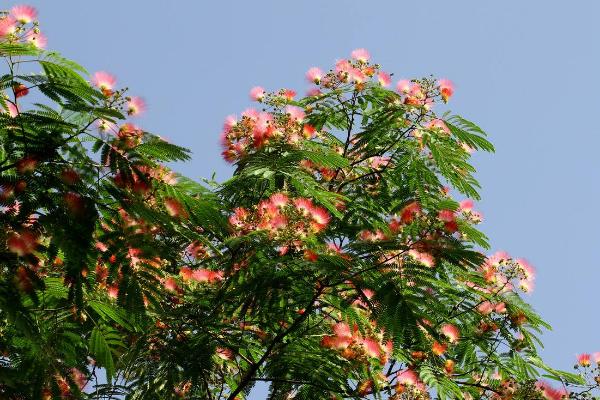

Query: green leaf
left=90, top=326, right=115, bottom=380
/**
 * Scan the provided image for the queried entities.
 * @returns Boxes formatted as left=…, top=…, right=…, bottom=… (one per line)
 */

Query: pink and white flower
left=350, top=48, right=370, bottom=63
left=249, top=86, right=266, bottom=101
left=10, top=5, right=37, bottom=24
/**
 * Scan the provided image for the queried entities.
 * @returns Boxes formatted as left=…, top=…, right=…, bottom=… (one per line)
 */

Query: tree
left=0, top=5, right=598, bottom=400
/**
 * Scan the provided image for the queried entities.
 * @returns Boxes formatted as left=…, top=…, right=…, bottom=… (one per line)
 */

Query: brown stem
left=226, top=287, right=324, bottom=400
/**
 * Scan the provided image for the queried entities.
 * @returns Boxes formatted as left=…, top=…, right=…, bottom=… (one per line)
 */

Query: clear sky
left=25, top=0, right=600, bottom=397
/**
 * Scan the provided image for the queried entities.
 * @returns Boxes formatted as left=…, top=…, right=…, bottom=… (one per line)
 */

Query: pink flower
left=0, top=16, right=16, bottom=36
left=322, top=334, right=352, bottom=350
left=164, top=197, right=186, bottom=218
left=361, top=337, right=381, bottom=359
left=4, top=102, right=18, bottom=118
left=179, top=266, right=193, bottom=281
left=285, top=105, right=305, bottom=122
left=249, top=86, right=266, bottom=101
left=361, top=288, right=374, bottom=299
left=306, top=67, right=324, bottom=84
left=438, top=79, right=454, bottom=103
left=11, top=5, right=37, bottom=24
left=441, top=324, right=460, bottom=343
left=535, top=381, right=568, bottom=400
left=7, top=230, right=38, bottom=256
left=494, top=302, right=507, bottom=313
left=517, top=258, right=535, bottom=280
left=282, top=89, right=296, bottom=100
left=25, top=31, right=46, bottom=48
left=349, top=67, right=366, bottom=84
left=333, top=322, right=352, bottom=338
left=477, top=301, right=494, bottom=315
left=593, top=352, right=600, bottom=363
left=229, top=207, right=249, bottom=228
left=306, top=87, right=321, bottom=97
left=223, top=115, right=237, bottom=132
left=70, top=368, right=87, bottom=390
left=242, top=108, right=259, bottom=119
left=92, top=71, right=116, bottom=91
left=95, top=242, right=108, bottom=252
left=303, top=124, right=316, bottom=138
left=397, top=369, right=419, bottom=386
left=428, top=119, right=450, bottom=134
left=335, top=59, right=352, bottom=75
left=432, top=341, right=447, bottom=355
left=408, top=250, right=435, bottom=268
left=126, top=96, right=146, bottom=116
left=294, top=198, right=314, bottom=215
left=577, top=353, right=591, bottom=367
left=370, top=156, right=390, bottom=169
left=192, top=269, right=223, bottom=283
left=351, top=48, right=370, bottom=63
left=107, top=284, right=119, bottom=299
left=438, top=209, right=455, bottom=222
left=310, top=206, right=330, bottom=231
left=377, top=72, right=391, bottom=87
left=396, top=80, right=411, bottom=94
left=163, top=277, right=178, bottom=292
left=459, top=199, right=474, bottom=212
left=269, top=192, right=289, bottom=208
left=216, top=347, right=234, bottom=360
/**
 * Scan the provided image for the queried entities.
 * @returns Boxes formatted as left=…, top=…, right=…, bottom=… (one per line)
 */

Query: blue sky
left=26, top=0, right=600, bottom=396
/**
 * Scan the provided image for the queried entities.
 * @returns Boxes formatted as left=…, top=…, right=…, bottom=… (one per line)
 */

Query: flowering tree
left=0, top=5, right=599, bottom=400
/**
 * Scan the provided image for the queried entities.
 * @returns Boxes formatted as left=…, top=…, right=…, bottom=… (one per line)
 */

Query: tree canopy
left=0, top=5, right=598, bottom=400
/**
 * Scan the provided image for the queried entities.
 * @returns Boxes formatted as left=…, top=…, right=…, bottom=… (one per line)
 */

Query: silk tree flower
left=7, top=230, right=38, bottom=256
left=10, top=5, right=37, bottom=24
left=396, top=79, right=411, bottom=94
left=535, top=381, right=569, bottom=400
left=441, top=324, right=460, bottom=343
left=351, top=48, right=370, bottom=63
left=377, top=71, right=391, bottom=87
left=459, top=199, right=474, bottom=212
left=92, top=71, right=116, bottom=92
left=126, top=96, right=146, bottom=116
left=24, top=31, right=47, bottom=48
left=249, top=86, right=266, bottom=101
left=306, top=67, right=324, bottom=84
left=0, top=16, right=16, bottom=37
left=397, top=369, right=418, bottom=386
left=164, top=197, right=187, bottom=218
left=438, top=79, right=454, bottom=102
left=285, top=105, right=305, bottom=122
left=576, top=353, right=591, bottom=367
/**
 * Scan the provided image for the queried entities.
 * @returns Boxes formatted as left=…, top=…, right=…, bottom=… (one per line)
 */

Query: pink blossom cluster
left=92, top=72, right=148, bottom=146
left=220, top=107, right=317, bottom=163
left=534, top=381, right=569, bottom=400
left=320, top=321, right=393, bottom=365
left=220, top=48, right=456, bottom=166
left=0, top=5, right=46, bottom=48
left=576, top=352, right=600, bottom=367
left=359, top=199, right=484, bottom=270
left=229, top=193, right=330, bottom=249
left=305, top=48, right=454, bottom=107
left=0, top=5, right=46, bottom=118
left=6, top=229, right=38, bottom=257
left=395, top=368, right=427, bottom=394
left=478, top=251, right=536, bottom=294
left=179, top=266, right=223, bottom=284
